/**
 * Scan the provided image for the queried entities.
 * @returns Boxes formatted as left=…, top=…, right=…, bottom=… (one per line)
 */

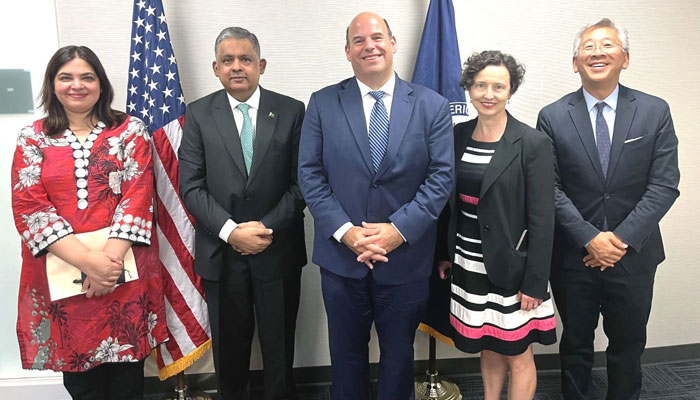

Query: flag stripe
left=156, top=225, right=210, bottom=334
left=154, top=194, right=200, bottom=294
left=153, top=146, right=196, bottom=258
left=164, top=297, right=197, bottom=355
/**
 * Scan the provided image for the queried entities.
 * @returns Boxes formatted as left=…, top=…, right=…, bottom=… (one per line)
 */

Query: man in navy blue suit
left=537, top=18, right=680, bottom=400
left=298, top=11, right=454, bottom=400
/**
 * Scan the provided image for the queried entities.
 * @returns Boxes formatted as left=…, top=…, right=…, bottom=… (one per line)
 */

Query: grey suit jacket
left=178, top=87, right=307, bottom=281
left=537, top=85, right=680, bottom=272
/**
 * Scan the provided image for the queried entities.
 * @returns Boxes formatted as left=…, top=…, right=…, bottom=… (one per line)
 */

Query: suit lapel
left=568, top=89, right=605, bottom=182
left=212, top=90, right=247, bottom=178
left=606, top=85, right=636, bottom=182
left=454, top=120, right=472, bottom=165
left=376, top=76, right=415, bottom=177
left=480, top=114, right=519, bottom=198
left=339, top=78, right=374, bottom=173
left=248, top=87, right=278, bottom=185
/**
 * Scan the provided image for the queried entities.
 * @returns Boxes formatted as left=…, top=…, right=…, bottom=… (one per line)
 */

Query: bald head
left=346, top=12, right=392, bottom=46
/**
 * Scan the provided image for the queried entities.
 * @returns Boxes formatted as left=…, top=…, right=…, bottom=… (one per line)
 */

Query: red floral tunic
left=11, top=116, right=168, bottom=372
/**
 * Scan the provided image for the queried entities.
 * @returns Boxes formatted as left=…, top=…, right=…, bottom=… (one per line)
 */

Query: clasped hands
left=584, top=231, right=628, bottom=271
left=228, top=221, right=273, bottom=255
left=341, top=222, right=403, bottom=269
left=80, top=249, right=123, bottom=298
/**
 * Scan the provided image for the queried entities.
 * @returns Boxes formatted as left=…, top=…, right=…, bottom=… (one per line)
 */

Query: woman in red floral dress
left=10, top=45, right=167, bottom=399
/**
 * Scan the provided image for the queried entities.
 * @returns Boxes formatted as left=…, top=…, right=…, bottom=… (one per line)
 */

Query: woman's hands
left=518, top=292, right=543, bottom=311
left=79, top=250, right=123, bottom=298
left=436, top=261, right=452, bottom=280
left=47, top=235, right=126, bottom=298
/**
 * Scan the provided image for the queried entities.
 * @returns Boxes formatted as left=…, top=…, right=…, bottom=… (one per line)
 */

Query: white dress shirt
left=218, top=86, right=261, bottom=242
left=582, top=85, right=619, bottom=144
left=332, top=74, right=405, bottom=243
left=582, top=85, right=619, bottom=242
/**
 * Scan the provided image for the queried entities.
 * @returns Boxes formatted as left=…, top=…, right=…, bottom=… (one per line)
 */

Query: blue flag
left=412, top=0, right=467, bottom=121
left=412, top=0, right=464, bottom=346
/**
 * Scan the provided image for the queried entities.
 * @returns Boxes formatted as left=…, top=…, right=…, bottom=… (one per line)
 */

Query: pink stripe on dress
left=450, top=314, right=556, bottom=342
left=459, top=193, right=479, bottom=205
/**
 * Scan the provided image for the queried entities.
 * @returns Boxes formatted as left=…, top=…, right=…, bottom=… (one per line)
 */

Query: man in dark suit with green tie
left=179, top=27, right=306, bottom=400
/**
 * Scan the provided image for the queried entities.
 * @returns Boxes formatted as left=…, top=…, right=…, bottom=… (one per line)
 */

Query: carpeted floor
left=440, top=360, right=700, bottom=399
left=148, top=359, right=700, bottom=399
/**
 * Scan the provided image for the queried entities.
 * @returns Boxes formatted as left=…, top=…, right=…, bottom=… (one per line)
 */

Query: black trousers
left=551, top=262, right=656, bottom=400
left=204, top=260, right=302, bottom=400
left=62, top=360, right=145, bottom=400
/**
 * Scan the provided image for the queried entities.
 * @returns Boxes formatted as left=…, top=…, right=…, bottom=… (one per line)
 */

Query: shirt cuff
left=219, top=219, right=238, bottom=242
left=391, top=222, right=407, bottom=242
left=332, top=222, right=353, bottom=243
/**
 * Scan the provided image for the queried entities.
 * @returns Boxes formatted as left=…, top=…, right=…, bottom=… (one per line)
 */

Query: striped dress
left=449, top=137, right=556, bottom=355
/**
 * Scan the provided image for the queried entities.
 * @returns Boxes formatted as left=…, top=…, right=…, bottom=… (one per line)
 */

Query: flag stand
left=415, top=335, right=462, bottom=400
left=164, top=371, right=213, bottom=400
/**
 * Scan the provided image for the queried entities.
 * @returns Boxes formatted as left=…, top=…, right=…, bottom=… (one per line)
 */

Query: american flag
left=126, top=0, right=211, bottom=379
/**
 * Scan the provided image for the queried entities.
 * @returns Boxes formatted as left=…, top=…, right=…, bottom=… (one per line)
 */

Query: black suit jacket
left=178, top=87, right=307, bottom=281
left=537, top=85, right=680, bottom=272
left=439, top=113, right=555, bottom=299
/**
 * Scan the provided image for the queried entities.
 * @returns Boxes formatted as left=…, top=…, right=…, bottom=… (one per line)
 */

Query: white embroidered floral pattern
left=94, top=337, right=134, bottom=363
left=16, top=165, right=41, bottom=190
left=122, top=157, right=140, bottom=181
left=109, top=170, right=124, bottom=195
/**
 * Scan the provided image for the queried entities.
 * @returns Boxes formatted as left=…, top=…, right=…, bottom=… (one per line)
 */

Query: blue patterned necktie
left=595, top=102, right=611, bottom=177
left=368, top=90, right=389, bottom=172
left=237, top=103, right=254, bottom=174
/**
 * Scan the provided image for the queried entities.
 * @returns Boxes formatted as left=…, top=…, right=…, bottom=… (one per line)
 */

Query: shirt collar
left=582, top=84, right=619, bottom=113
left=356, top=73, right=396, bottom=98
left=226, top=86, right=261, bottom=111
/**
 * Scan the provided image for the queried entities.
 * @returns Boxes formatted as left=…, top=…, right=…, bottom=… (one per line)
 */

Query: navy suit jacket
left=536, top=85, right=680, bottom=272
left=298, top=75, right=454, bottom=285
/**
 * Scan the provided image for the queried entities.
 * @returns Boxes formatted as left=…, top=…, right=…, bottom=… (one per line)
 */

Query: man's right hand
left=228, top=221, right=273, bottom=255
left=584, top=231, right=627, bottom=269
left=341, top=226, right=387, bottom=269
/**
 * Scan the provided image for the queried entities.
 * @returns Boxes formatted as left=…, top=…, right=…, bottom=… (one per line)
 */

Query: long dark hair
left=39, top=45, right=125, bottom=136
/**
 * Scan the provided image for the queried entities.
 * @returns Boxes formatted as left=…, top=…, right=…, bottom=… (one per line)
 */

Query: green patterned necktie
left=237, top=103, right=254, bottom=173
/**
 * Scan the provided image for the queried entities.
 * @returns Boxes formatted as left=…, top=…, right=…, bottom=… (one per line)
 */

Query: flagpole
left=410, top=1, right=467, bottom=398
left=163, top=371, right=213, bottom=400
left=415, top=335, right=462, bottom=400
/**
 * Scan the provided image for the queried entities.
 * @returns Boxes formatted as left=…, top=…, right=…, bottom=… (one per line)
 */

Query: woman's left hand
left=81, top=276, right=116, bottom=298
left=518, top=292, right=543, bottom=311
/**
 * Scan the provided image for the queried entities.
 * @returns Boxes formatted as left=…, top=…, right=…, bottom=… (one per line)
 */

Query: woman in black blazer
left=437, top=51, right=556, bottom=400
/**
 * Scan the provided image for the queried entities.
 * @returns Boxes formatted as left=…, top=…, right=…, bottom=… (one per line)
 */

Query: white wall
left=1, top=0, right=699, bottom=392
left=0, top=1, right=70, bottom=397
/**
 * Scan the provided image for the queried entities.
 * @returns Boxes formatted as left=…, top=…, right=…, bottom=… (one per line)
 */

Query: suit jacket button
left=372, top=183, right=379, bottom=188
left=604, top=193, right=611, bottom=200
left=245, top=197, right=251, bottom=201
left=482, top=225, right=490, bottom=232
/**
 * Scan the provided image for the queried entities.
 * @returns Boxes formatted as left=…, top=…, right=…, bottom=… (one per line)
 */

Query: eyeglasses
left=578, top=41, right=621, bottom=55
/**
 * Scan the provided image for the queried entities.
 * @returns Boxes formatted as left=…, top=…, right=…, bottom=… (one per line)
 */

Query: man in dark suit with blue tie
left=298, top=11, right=454, bottom=400
left=537, top=18, right=680, bottom=400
